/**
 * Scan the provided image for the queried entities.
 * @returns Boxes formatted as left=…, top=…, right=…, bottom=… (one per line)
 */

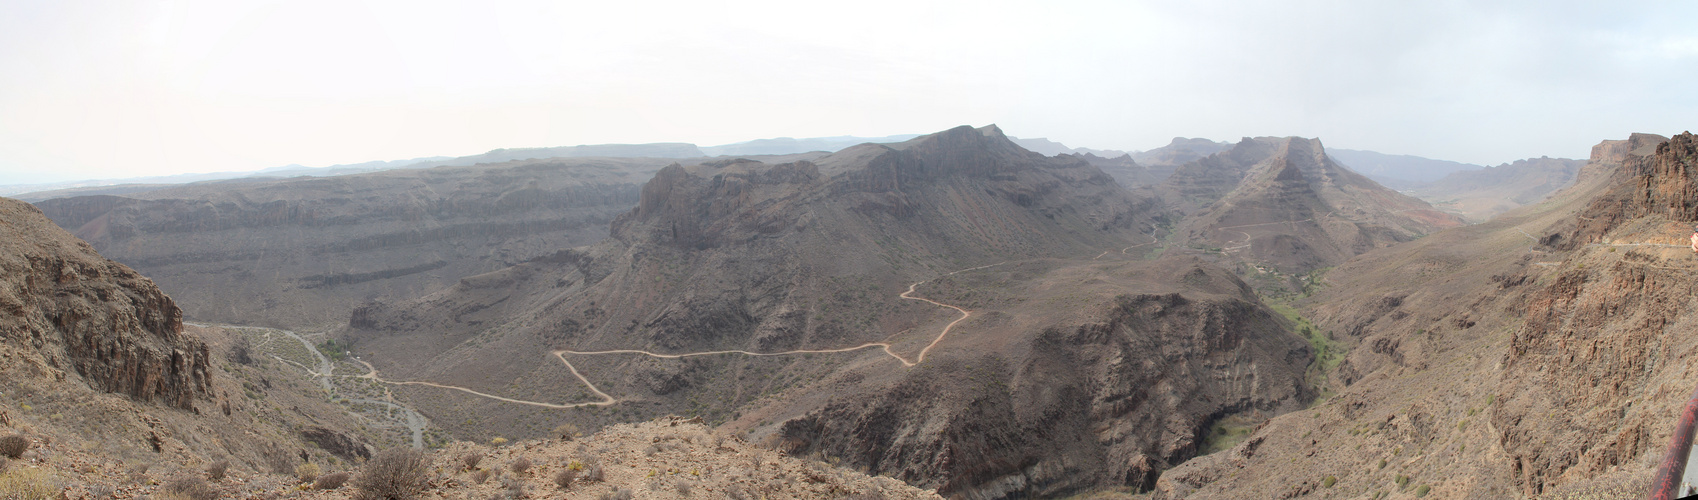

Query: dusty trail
left=1213, top=217, right=1317, bottom=253
left=353, top=262, right=1007, bottom=409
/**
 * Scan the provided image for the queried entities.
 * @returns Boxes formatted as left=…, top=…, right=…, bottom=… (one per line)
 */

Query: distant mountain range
left=8, top=133, right=1581, bottom=225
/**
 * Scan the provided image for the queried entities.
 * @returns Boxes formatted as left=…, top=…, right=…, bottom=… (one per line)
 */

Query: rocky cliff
left=0, top=196, right=209, bottom=409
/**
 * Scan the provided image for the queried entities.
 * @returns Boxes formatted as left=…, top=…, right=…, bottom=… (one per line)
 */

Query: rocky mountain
left=343, top=125, right=1315, bottom=498
left=1165, top=137, right=1464, bottom=278
left=1008, top=137, right=1130, bottom=158
left=700, top=134, right=921, bottom=156
left=1155, top=132, right=1694, bottom=499
left=1131, top=137, right=1233, bottom=181
left=1071, top=152, right=1157, bottom=188
left=31, top=157, right=686, bottom=329
left=1327, top=148, right=1484, bottom=190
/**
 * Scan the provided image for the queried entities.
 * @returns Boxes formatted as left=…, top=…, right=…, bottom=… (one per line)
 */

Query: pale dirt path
left=354, top=262, right=1008, bottom=409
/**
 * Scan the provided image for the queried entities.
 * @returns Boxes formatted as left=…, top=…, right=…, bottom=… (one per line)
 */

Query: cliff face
left=779, top=259, right=1311, bottom=498
left=1489, top=132, right=1698, bottom=495
left=1557, top=133, right=1684, bottom=249
left=32, top=157, right=672, bottom=329
left=0, top=196, right=209, bottom=409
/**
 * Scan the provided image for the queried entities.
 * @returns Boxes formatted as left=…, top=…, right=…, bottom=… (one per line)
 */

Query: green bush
left=1322, top=476, right=1337, bottom=488
left=1396, top=475, right=1410, bottom=488
left=353, top=448, right=429, bottom=500
left=1415, top=484, right=1431, bottom=497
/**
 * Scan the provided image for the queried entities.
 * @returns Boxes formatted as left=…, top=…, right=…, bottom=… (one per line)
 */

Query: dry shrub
left=0, top=467, right=60, bottom=500
left=295, top=462, right=321, bottom=484
left=502, top=476, right=525, bottom=497
left=353, top=448, right=429, bottom=500
left=598, top=488, right=633, bottom=500
left=0, top=435, right=28, bottom=459
left=509, top=457, right=531, bottom=475
left=585, top=463, right=605, bottom=483
left=314, top=471, right=351, bottom=490
left=470, top=469, right=491, bottom=484
left=206, top=460, right=229, bottom=481
left=460, top=452, right=482, bottom=470
left=162, top=476, right=218, bottom=500
left=553, top=468, right=578, bottom=489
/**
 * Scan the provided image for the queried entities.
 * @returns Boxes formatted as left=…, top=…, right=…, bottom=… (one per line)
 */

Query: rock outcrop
left=0, top=196, right=209, bottom=409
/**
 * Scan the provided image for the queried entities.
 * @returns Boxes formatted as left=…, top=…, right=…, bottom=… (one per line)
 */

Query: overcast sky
left=2, top=0, right=1694, bottom=184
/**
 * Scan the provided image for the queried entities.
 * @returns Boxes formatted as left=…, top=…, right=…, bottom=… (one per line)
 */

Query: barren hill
left=1168, top=137, right=1464, bottom=278
left=1409, top=156, right=1587, bottom=222
left=1155, top=131, right=1696, bottom=499
left=30, top=157, right=688, bottom=329
left=343, top=125, right=1315, bottom=497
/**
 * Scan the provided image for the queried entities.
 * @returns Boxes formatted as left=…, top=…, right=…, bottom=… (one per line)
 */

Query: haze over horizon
left=2, top=0, right=1694, bottom=185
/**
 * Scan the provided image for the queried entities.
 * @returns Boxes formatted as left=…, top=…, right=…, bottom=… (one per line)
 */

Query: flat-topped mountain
left=1166, top=137, right=1464, bottom=277
left=345, top=125, right=1313, bottom=497
left=31, top=156, right=688, bottom=329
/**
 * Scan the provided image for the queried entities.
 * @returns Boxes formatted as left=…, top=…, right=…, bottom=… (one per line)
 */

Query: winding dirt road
left=353, top=262, right=1007, bottom=409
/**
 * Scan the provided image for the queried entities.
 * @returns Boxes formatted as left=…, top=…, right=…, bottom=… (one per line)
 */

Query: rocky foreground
left=0, top=416, right=939, bottom=499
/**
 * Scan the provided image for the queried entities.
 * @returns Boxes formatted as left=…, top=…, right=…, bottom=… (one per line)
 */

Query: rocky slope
left=1410, top=156, right=1588, bottom=222
left=0, top=196, right=208, bottom=408
left=31, top=157, right=685, bottom=329
left=1154, top=132, right=1695, bottom=499
left=343, top=125, right=1313, bottom=498
left=1167, top=137, right=1464, bottom=279
left=0, top=195, right=386, bottom=480
left=3, top=415, right=942, bottom=499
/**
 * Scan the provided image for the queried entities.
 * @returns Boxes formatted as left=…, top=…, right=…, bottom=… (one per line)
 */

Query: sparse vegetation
left=295, top=462, right=321, bottom=484
left=206, top=460, right=228, bottom=481
left=553, top=467, right=579, bottom=489
left=314, top=471, right=351, bottom=490
left=509, top=456, right=532, bottom=475
left=162, top=476, right=218, bottom=500
left=600, top=488, right=634, bottom=500
left=0, top=435, right=28, bottom=459
left=0, top=467, right=59, bottom=500
left=353, top=447, right=430, bottom=500
left=460, top=452, right=482, bottom=470
left=471, top=469, right=491, bottom=484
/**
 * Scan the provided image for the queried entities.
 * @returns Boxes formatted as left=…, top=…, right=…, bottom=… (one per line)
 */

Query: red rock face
left=0, top=196, right=209, bottom=409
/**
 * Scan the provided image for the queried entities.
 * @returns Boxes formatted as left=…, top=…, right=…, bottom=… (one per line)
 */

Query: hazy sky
left=2, top=0, right=1695, bottom=184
